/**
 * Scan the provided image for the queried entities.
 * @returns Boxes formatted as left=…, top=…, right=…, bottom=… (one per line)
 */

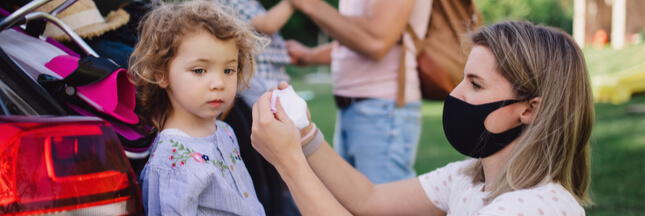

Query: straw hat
left=37, top=0, right=129, bottom=41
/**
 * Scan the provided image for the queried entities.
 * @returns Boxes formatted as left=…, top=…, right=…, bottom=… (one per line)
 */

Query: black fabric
left=65, top=55, right=120, bottom=86
left=442, top=94, right=525, bottom=158
left=223, top=97, right=300, bottom=216
left=334, top=95, right=368, bottom=109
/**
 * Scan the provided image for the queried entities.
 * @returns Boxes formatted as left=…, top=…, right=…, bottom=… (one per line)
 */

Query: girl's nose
left=209, top=74, right=225, bottom=90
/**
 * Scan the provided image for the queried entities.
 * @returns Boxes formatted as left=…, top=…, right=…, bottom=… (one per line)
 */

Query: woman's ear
left=519, top=97, right=541, bottom=124
left=157, top=73, right=168, bottom=88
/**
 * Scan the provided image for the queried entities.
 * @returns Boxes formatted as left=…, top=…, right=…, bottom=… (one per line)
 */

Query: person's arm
left=251, top=0, right=294, bottom=35
left=286, top=40, right=333, bottom=66
left=305, top=140, right=445, bottom=215
left=251, top=93, right=350, bottom=215
left=251, top=87, right=444, bottom=215
left=287, top=0, right=414, bottom=60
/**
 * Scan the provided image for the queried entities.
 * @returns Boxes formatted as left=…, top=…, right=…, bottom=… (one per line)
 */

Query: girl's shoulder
left=216, top=120, right=238, bottom=143
left=145, top=132, right=219, bottom=170
left=216, top=120, right=235, bottom=134
left=479, top=182, right=584, bottom=216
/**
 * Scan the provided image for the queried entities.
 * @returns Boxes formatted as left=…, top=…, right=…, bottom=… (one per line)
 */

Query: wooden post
left=611, top=0, right=626, bottom=49
left=573, top=0, right=586, bottom=48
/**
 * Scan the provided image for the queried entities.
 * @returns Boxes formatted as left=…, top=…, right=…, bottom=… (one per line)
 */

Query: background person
left=285, top=0, right=431, bottom=183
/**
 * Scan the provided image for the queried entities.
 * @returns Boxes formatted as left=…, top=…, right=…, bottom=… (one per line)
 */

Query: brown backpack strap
left=397, top=24, right=423, bottom=107
left=405, top=24, right=423, bottom=51
left=397, top=37, right=406, bottom=107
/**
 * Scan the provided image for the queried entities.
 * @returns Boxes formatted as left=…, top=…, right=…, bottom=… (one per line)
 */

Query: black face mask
left=442, top=95, right=526, bottom=158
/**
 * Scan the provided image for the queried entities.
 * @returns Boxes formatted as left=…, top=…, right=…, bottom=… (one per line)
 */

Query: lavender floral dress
left=140, top=121, right=265, bottom=215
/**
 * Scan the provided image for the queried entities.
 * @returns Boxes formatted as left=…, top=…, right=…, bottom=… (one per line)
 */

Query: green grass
left=288, top=43, right=645, bottom=215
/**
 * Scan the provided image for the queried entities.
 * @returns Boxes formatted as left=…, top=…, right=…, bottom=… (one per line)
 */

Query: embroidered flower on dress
left=229, top=148, right=242, bottom=164
left=167, top=139, right=229, bottom=175
left=223, top=125, right=236, bottom=142
left=191, top=153, right=205, bottom=163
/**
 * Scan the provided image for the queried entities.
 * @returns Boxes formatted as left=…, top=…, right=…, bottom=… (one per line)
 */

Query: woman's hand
left=251, top=90, right=305, bottom=169
left=269, top=81, right=315, bottom=146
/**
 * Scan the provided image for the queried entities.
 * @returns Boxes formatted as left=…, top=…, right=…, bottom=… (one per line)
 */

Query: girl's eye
left=192, top=68, right=206, bottom=74
left=471, top=81, right=482, bottom=90
left=224, top=68, right=237, bottom=74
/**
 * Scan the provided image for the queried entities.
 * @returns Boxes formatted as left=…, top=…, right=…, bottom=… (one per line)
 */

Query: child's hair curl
left=129, top=0, right=269, bottom=132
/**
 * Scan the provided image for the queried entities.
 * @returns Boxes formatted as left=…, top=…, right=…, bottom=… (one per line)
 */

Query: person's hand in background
left=286, top=40, right=334, bottom=66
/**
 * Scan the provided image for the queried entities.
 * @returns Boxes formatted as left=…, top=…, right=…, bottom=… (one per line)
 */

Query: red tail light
left=0, top=116, right=142, bottom=215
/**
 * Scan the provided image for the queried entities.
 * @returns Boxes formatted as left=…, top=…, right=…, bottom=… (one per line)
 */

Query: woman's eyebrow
left=466, top=73, right=483, bottom=81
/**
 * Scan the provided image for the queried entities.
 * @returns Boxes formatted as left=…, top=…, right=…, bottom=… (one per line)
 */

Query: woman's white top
left=419, top=159, right=585, bottom=216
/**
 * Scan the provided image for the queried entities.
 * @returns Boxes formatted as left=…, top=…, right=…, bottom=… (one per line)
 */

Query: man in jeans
left=286, top=0, right=430, bottom=183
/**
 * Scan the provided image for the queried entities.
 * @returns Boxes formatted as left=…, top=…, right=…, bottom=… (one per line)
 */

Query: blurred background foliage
left=258, top=0, right=575, bottom=46
left=474, top=0, right=573, bottom=33
left=258, top=0, right=337, bottom=46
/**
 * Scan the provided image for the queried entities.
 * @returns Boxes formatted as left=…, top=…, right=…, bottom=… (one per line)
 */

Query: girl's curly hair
left=129, top=0, right=268, bottom=132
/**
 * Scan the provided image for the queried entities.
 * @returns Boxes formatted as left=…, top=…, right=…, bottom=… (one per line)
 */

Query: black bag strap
left=38, top=55, right=120, bottom=98
left=64, top=55, right=120, bottom=87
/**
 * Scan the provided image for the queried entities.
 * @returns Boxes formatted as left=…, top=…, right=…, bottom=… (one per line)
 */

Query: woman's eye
left=192, top=68, right=206, bottom=74
left=224, top=68, right=237, bottom=74
left=471, top=81, right=482, bottom=90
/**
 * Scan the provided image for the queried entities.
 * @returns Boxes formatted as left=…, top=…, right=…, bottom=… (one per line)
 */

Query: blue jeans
left=333, top=98, right=421, bottom=183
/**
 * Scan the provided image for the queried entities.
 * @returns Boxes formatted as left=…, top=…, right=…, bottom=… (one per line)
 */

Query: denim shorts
left=333, top=98, right=421, bottom=183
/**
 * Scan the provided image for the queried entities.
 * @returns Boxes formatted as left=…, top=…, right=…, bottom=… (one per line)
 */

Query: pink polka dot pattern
left=418, top=160, right=585, bottom=216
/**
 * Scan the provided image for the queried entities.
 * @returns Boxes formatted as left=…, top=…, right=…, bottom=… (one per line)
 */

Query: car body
left=0, top=0, right=144, bottom=215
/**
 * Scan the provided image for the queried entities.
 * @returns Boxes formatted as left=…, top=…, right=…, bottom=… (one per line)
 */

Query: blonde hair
left=464, top=21, right=594, bottom=206
left=129, top=0, right=268, bottom=132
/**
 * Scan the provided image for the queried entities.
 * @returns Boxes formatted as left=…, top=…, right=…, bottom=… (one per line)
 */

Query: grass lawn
left=288, top=43, right=645, bottom=215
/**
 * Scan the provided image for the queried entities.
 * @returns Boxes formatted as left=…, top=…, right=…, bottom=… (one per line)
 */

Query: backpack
left=396, top=0, right=483, bottom=106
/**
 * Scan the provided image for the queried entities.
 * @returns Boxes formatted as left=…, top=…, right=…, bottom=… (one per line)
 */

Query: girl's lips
left=208, top=100, right=223, bottom=107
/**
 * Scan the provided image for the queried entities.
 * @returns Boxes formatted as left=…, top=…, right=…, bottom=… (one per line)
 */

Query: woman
left=251, top=21, right=594, bottom=215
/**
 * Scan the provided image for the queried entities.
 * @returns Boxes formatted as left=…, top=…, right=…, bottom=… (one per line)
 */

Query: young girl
left=129, top=1, right=267, bottom=215
left=251, top=21, right=594, bottom=215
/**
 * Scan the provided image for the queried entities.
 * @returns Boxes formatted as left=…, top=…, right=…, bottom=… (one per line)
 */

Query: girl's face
left=161, top=30, right=239, bottom=125
left=450, top=45, right=524, bottom=133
